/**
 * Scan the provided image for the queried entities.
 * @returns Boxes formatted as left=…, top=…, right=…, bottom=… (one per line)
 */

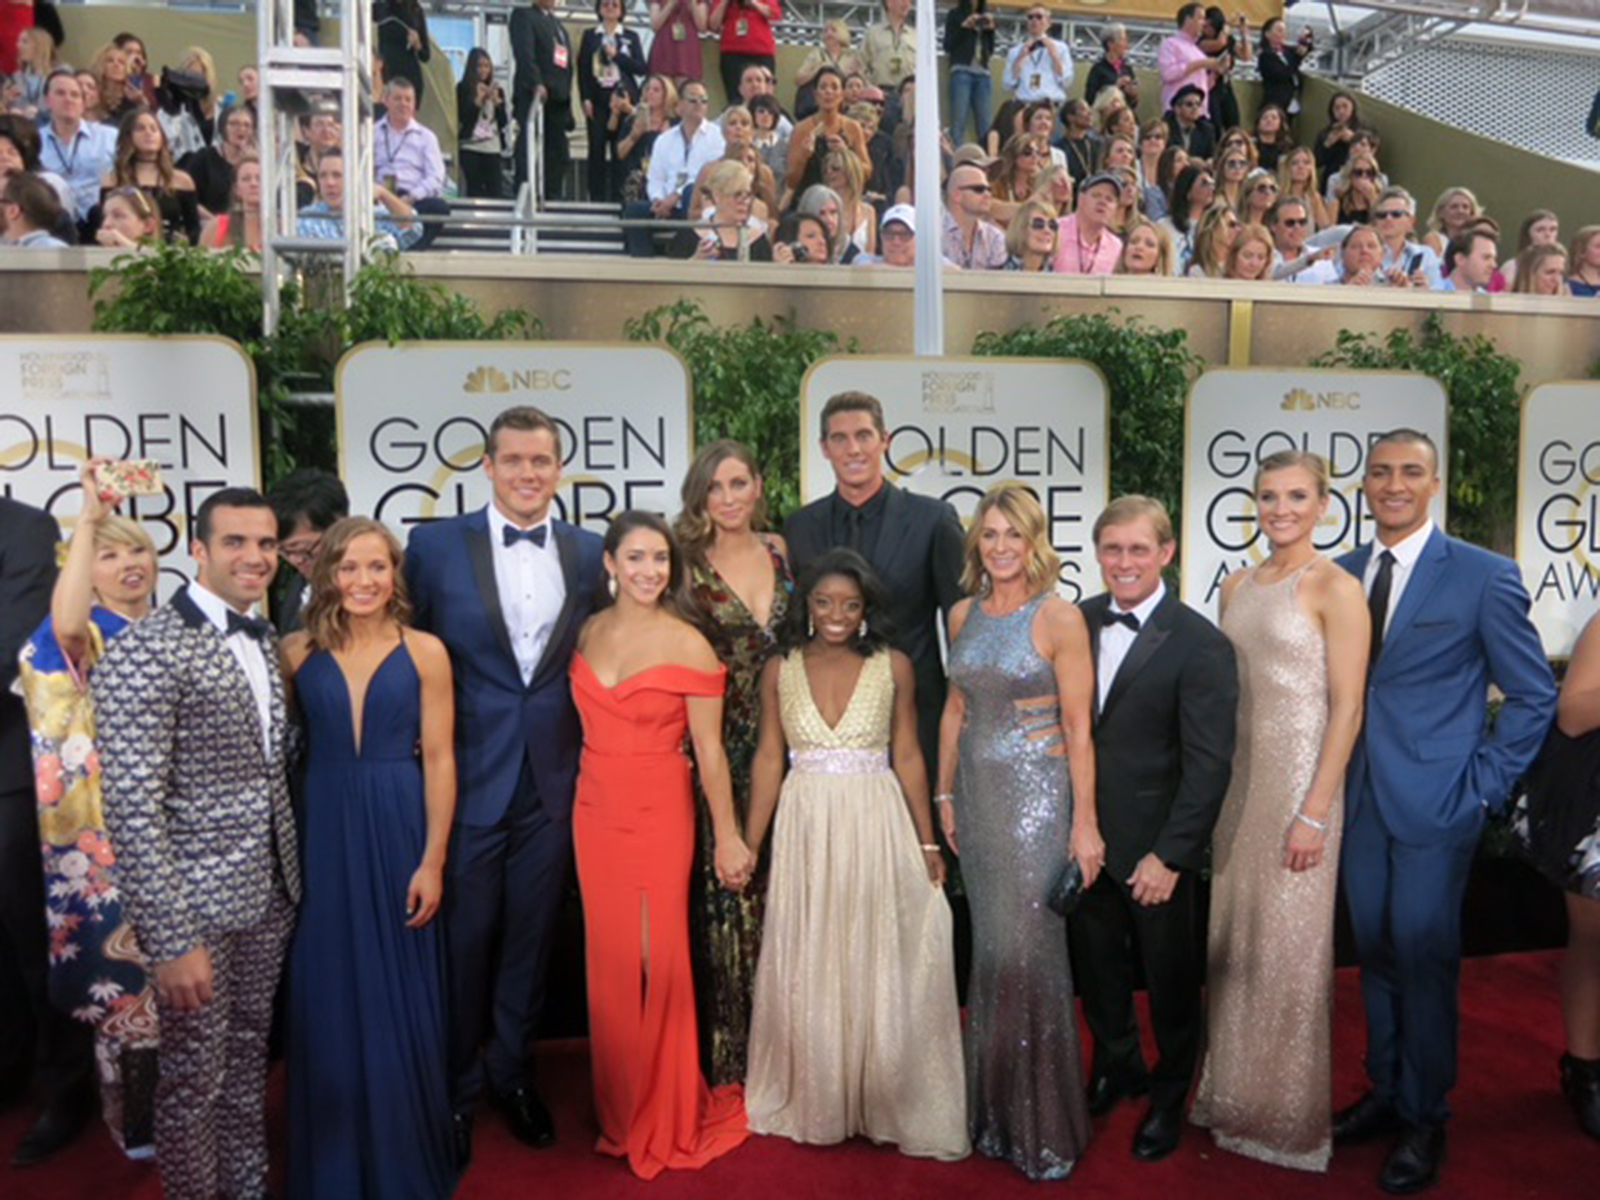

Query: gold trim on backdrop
left=1178, top=366, right=1454, bottom=605
left=1228, top=300, right=1254, bottom=369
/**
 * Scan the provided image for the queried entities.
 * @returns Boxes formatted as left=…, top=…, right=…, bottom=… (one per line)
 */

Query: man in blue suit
left=1334, top=429, right=1555, bottom=1194
left=405, top=405, right=606, bottom=1164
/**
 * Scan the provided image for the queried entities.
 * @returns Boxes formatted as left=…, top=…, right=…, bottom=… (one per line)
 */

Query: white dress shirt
left=1004, top=37, right=1072, bottom=103
left=1097, top=581, right=1166, bottom=713
left=646, top=120, right=726, bottom=203
left=1362, top=519, right=1435, bottom=640
left=187, top=580, right=274, bottom=754
left=490, top=505, right=566, bottom=685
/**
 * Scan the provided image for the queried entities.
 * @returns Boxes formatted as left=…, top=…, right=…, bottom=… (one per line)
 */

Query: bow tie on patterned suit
left=227, top=611, right=273, bottom=640
left=1106, top=610, right=1141, bottom=632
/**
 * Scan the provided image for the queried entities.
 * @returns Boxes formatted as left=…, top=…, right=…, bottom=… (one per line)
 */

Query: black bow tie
left=1107, top=610, right=1141, bottom=632
left=227, top=610, right=272, bottom=641
left=503, top=524, right=548, bottom=549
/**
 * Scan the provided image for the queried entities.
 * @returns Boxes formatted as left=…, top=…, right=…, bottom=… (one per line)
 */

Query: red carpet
left=2, top=953, right=1586, bottom=1198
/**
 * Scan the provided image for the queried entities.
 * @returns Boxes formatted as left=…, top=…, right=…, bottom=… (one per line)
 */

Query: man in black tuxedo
left=783, top=391, right=964, bottom=776
left=1071, top=495, right=1238, bottom=1163
left=511, top=0, right=575, bottom=198
left=0, top=497, right=95, bottom=1165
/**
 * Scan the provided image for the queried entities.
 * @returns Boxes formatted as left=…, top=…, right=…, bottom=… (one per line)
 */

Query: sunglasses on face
left=1374, top=209, right=1407, bottom=220
left=1279, top=216, right=1308, bottom=227
left=1352, top=168, right=1377, bottom=178
left=1028, top=217, right=1053, bottom=230
left=960, top=183, right=992, bottom=194
left=1017, top=148, right=1040, bottom=158
left=1254, top=183, right=1278, bottom=193
left=1224, top=160, right=1246, bottom=171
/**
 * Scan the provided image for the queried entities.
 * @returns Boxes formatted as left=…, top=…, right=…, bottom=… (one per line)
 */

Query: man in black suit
left=0, top=497, right=95, bottom=1165
left=511, top=0, right=575, bottom=199
left=267, top=469, right=349, bottom=636
left=783, top=390, right=965, bottom=777
left=1071, top=495, right=1238, bottom=1163
left=1163, top=84, right=1216, bottom=161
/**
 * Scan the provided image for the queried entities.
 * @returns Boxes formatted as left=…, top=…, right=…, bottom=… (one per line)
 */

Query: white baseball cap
left=881, top=204, right=915, bottom=233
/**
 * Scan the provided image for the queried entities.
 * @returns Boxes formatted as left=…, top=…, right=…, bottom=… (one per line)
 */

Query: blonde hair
left=960, top=485, right=1062, bottom=598
left=1004, top=197, right=1058, bottom=261
left=1278, top=145, right=1322, bottom=202
left=1225, top=223, right=1275, bottom=281
left=1189, top=203, right=1237, bottom=277
left=301, top=517, right=412, bottom=651
left=1511, top=243, right=1569, bottom=296
left=702, top=158, right=752, bottom=200
left=1254, top=449, right=1329, bottom=496
left=94, top=514, right=156, bottom=558
left=1570, top=225, right=1600, bottom=273
left=1426, top=186, right=1481, bottom=237
left=1115, top=215, right=1173, bottom=275
left=1093, top=495, right=1173, bottom=546
left=823, top=17, right=853, bottom=44
left=180, top=46, right=219, bottom=115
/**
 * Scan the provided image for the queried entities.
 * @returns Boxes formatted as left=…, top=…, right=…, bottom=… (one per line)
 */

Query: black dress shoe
left=11, top=1087, right=96, bottom=1168
left=450, top=1111, right=473, bottom=1170
left=1333, top=1091, right=1402, bottom=1144
left=1086, top=1071, right=1150, bottom=1117
left=1560, top=1053, right=1600, bottom=1141
left=492, top=1087, right=555, bottom=1148
left=1131, top=1103, right=1183, bottom=1162
left=1379, top=1123, right=1445, bottom=1195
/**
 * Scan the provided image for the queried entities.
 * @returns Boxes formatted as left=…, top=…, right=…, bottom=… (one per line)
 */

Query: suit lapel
left=1376, top=527, right=1450, bottom=670
left=465, top=508, right=518, bottom=668
left=531, top=521, right=583, bottom=688
left=1099, top=591, right=1176, bottom=722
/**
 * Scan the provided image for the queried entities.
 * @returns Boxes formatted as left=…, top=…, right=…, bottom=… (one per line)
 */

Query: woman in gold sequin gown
left=743, top=550, right=969, bottom=1160
left=1190, top=451, right=1369, bottom=1171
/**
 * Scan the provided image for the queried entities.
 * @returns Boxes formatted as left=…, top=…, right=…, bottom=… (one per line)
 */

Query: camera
left=790, top=243, right=810, bottom=263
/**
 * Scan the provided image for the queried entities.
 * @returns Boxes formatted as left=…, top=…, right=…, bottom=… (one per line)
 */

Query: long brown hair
left=603, top=511, right=698, bottom=626
left=301, top=517, right=413, bottom=651
left=674, top=439, right=768, bottom=570
left=112, top=108, right=178, bottom=189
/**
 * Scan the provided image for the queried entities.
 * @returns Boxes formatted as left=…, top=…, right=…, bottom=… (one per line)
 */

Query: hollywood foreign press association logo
left=19, top=351, right=114, bottom=403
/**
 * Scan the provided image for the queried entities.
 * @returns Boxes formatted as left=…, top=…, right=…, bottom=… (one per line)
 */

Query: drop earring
left=860, top=616, right=869, bottom=638
left=607, top=573, right=618, bottom=599
left=807, top=613, right=815, bottom=638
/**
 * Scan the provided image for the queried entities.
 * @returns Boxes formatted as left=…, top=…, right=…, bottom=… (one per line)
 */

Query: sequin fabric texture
left=686, top=551, right=790, bottom=1086
left=948, top=592, right=1091, bottom=1180
left=1191, top=563, right=1340, bottom=1172
left=745, top=648, right=969, bottom=1160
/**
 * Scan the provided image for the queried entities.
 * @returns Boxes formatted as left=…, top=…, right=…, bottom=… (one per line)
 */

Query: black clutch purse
left=1045, top=857, right=1085, bottom=918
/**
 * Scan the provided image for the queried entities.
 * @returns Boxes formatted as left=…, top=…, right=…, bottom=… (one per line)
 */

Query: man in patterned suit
left=94, top=488, right=301, bottom=1200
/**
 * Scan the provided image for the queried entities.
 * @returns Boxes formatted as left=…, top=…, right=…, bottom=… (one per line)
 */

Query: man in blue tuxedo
left=1334, top=429, right=1555, bottom=1194
left=405, top=406, right=606, bottom=1163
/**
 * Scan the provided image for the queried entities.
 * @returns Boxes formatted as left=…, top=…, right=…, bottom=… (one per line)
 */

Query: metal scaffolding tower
left=258, top=0, right=376, bottom=334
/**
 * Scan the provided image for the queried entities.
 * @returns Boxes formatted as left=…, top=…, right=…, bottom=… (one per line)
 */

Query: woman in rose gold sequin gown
left=1190, top=451, right=1369, bottom=1172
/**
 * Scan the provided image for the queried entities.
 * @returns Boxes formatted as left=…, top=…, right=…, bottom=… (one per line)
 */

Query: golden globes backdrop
left=336, top=342, right=693, bottom=536
left=800, top=357, right=1110, bottom=601
left=1181, top=368, right=1449, bottom=621
left=1516, top=381, right=1600, bottom=659
left=0, top=335, right=259, bottom=600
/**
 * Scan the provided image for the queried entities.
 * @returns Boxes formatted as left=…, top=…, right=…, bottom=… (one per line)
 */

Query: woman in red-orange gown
left=570, top=511, right=756, bottom=1180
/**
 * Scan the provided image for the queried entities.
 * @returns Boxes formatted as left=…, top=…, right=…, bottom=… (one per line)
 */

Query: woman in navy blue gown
left=282, top=516, right=459, bottom=1198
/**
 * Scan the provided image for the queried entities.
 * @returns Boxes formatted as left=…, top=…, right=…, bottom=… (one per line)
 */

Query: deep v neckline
left=328, top=639, right=406, bottom=758
left=706, top=543, right=781, bottom=630
left=801, top=650, right=867, bottom=733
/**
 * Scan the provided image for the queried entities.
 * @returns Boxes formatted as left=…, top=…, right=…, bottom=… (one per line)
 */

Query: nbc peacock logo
left=463, top=366, right=513, bottom=393
left=1281, top=388, right=1316, bottom=412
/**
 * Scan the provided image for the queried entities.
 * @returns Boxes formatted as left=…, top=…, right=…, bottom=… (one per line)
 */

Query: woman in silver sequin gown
left=1190, top=451, right=1369, bottom=1171
left=937, top=486, right=1101, bottom=1180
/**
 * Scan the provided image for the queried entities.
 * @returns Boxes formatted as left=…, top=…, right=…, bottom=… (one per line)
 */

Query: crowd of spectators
left=0, top=0, right=1595, bottom=296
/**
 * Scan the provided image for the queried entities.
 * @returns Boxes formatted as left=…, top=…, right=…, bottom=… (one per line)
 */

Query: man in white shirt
left=36, top=70, right=116, bottom=227
left=1004, top=7, right=1072, bottom=105
left=625, top=80, right=725, bottom=256
left=372, top=76, right=450, bottom=249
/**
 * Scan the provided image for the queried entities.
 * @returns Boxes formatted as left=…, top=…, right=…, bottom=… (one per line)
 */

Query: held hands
left=406, top=862, right=444, bottom=927
left=1128, top=853, right=1178, bottom=906
left=154, top=946, right=214, bottom=1012
left=715, top=834, right=755, bottom=892
left=1070, top=822, right=1106, bottom=889
left=922, top=846, right=947, bottom=888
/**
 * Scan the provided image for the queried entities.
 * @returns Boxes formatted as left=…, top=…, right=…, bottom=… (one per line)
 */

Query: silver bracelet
left=1294, top=811, right=1328, bottom=832
left=919, top=843, right=941, bottom=852
left=933, top=792, right=956, bottom=806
